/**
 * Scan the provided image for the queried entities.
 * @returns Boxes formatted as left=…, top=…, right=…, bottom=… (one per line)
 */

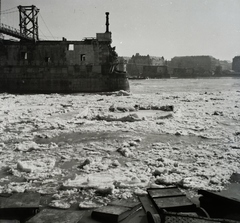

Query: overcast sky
left=1, top=0, right=240, bottom=61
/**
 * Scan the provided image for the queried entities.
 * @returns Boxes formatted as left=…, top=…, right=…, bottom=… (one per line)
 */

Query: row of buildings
left=118, top=54, right=169, bottom=78
left=118, top=53, right=239, bottom=78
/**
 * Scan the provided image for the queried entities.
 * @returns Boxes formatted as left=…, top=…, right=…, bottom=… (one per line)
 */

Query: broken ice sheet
left=12, top=157, right=62, bottom=182
left=63, top=171, right=128, bottom=189
left=17, top=157, right=56, bottom=173
left=3, top=182, right=29, bottom=193
left=14, top=141, right=40, bottom=152
left=0, top=83, right=240, bottom=199
left=79, top=200, right=102, bottom=209
left=48, top=200, right=71, bottom=209
left=63, top=168, right=148, bottom=191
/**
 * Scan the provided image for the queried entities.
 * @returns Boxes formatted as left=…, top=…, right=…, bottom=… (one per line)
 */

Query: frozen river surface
left=0, top=77, right=239, bottom=208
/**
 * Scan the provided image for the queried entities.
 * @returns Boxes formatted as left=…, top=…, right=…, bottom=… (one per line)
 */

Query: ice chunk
left=48, top=200, right=71, bottom=209
left=17, top=158, right=55, bottom=173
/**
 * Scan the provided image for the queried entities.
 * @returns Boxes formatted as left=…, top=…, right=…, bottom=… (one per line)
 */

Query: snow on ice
left=0, top=79, right=240, bottom=207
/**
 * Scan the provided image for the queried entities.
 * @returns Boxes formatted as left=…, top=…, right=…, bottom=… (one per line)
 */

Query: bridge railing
left=0, top=23, right=34, bottom=41
left=0, top=23, right=19, bottom=32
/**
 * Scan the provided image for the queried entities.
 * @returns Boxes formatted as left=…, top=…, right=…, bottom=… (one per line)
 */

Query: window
left=81, top=54, right=86, bottom=61
left=45, top=57, right=51, bottom=63
left=68, top=44, right=74, bottom=51
left=21, top=52, right=27, bottom=60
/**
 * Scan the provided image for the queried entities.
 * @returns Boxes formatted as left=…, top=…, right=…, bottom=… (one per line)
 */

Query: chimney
left=105, top=12, right=109, bottom=33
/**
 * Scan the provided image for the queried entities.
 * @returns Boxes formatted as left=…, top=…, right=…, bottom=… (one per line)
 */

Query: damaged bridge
left=0, top=23, right=34, bottom=41
left=0, top=5, right=39, bottom=41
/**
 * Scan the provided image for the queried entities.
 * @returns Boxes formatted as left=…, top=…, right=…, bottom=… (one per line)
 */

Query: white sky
left=1, top=0, right=240, bottom=61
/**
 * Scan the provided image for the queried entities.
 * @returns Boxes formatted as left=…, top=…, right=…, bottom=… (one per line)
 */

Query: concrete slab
left=0, top=193, right=40, bottom=209
left=26, top=209, right=85, bottom=223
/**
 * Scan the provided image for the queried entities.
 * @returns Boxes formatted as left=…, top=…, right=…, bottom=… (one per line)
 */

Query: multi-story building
left=126, top=53, right=152, bottom=77
left=126, top=53, right=168, bottom=78
left=232, top=56, right=240, bottom=72
left=169, top=56, right=221, bottom=77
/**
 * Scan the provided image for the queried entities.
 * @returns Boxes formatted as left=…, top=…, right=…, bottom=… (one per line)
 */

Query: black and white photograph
left=0, top=0, right=240, bottom=222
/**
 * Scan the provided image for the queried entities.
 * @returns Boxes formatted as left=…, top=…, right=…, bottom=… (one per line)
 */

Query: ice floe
left=0, top=81, right=239, bottom=206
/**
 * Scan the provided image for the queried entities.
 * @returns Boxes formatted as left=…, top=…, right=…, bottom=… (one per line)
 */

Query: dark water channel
left=35, top=131, right=212, bottom=147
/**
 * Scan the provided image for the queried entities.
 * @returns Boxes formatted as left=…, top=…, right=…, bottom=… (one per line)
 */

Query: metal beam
left=18, top=5, right=39, bottom=41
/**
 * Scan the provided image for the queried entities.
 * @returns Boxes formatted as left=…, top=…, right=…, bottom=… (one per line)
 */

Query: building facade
left=126, top=53, right=152, bottom=77
left=169, top=56, right=220, bottom=77
left=142, top=65, right=169, bottom=78
left=232, top=56, right=240, bottom=72
left=126, top=53, right=168, bottom=78
left=0, top=32, right=129, bottom=93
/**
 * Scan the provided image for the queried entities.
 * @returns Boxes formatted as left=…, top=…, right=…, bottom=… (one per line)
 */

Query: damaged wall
left=0, top=38, right=129, bottom=93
